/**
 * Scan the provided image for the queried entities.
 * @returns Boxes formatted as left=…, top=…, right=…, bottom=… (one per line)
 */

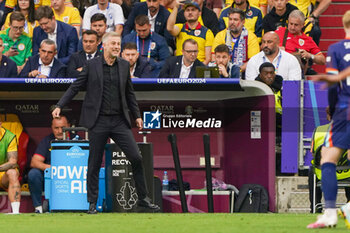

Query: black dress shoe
left=137, top=197, right=160, bottom=212
left=87, top=202, right=97, bottom=214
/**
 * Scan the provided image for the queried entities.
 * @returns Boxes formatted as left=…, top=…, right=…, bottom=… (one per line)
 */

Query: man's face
left=273, top=0, right=288, bottom=12
left=147, top=0, right=160, bottom=15
left=261, top=33, right=278, bottom=56
left=82, top=34, right=99, bottom=54
left=215, top=52, right=230, bottom=67
left=51, top=117, right=69, bottom=140
left=228, top=13, right=244, bottom=34
left=91, top=20, right=107, bottom=38
left=184, top=6, right=200, bottom=23
left=135, top=24, right=151, bottom=39
left=10, top=20, right=25, bottom=39
left=38, top=17, right=56, bottom=34
left=288, top=17, right=304, bottom=35
left=39, top=43, right=56, bottom=65
left=103, top=36, right=121, bottom=58
left=122, top=49, right=139, bottom=66
left=182, top=42, right=198, bottom=64
left=51, top=0, right=64, bottom=11
left=260, top=67, right=276, bottom=86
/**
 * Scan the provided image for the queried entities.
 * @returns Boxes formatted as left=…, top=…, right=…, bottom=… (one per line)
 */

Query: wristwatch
left=310, top=54, right=315, bottom=60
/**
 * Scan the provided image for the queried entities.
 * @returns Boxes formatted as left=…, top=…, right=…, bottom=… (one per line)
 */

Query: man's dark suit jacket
left=0, top=55, right=17, bottom=77
left=123, top=2, right=174, bottom=50
left=19, top=54, right=66, bottom=78
left=67, top=50, right=102, bottom=78
left=32, top=21, right=78, bottom=65
left=158, top=55, right=204, bottom=78
left=57, top=56, right=141, bottom=129
left=134, top=56, right=153, bottom=78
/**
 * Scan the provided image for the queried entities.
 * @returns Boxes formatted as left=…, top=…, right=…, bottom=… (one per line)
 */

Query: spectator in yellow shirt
left=51, top=0, right=81, bottom=35
left=167, top=0, right=214, bottom=65
left=213, top=8, right=259, bottom=73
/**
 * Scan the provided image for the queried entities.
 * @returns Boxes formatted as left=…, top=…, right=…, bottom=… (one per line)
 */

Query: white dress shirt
left=148, top=10, right=158, bottom=32
left=38, top=58, right=54, bottom=77
left=179, top=58, right=194, bottom=79
left=48, top=22, right=58, bottom=45
left=245, top=49, right=302, bottom=81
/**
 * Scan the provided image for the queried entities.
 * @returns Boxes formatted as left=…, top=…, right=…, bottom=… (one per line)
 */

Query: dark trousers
left=87, top=115, right=148, bottom=203
left=28, top=168, right=44, bottom=207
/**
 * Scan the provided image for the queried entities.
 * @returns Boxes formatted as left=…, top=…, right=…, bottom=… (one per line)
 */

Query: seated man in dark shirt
left=67, top=30, right=102, bottom=78
left=28, top=115, right=70, bottom=213
left=159, top=38, right=204, bottom=78
left=255, top=62, right=282, bottom=140
left=121, top=42, right=153, bottom=78
left=19, top=39, right=66, bottom=78
left=209, top=44, right=240, bottom=78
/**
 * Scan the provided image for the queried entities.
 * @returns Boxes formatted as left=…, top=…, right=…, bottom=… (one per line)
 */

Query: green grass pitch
left=0, top=213, right=348, bottom=233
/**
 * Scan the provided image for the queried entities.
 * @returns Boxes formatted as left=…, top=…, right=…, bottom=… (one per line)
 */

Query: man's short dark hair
left=35, top=6, right=54, bottom=21
left=91, top=13, right=107, bottom=24
left=214, top=44, right=230, bottom=54
left=123, top=42, right=137, bottom=51
left=228, top=8, right=245, bottom=21
left=82, top=29, right=98, bottom=38
left=182, top=38, right=198, bottom=49
left=10, top=11, right=25, bottom=24
left=135, top=15, right=149, bottom=26
left=259, top=62, right=275, bottom=73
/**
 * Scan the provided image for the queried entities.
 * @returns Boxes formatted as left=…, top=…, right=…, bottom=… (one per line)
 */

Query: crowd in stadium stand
left=0, top=0, right=331, bottom=79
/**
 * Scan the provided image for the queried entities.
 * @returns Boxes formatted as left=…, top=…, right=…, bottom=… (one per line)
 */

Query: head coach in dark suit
left=52, top=32, right=159, bottom=214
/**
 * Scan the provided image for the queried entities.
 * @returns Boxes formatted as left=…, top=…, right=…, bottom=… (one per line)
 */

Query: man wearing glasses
left=0, top=11, right=32, bottom=73
left=159, top=38, right=204, bottom=78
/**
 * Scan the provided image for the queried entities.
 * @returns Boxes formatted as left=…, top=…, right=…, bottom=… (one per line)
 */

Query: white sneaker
left=339, top=202, right=350, bottom=229
left=307, top=212, right=337, bottom=229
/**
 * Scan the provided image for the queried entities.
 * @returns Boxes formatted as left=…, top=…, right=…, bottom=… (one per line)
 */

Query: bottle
left=162, top=171, right=169, bottom=191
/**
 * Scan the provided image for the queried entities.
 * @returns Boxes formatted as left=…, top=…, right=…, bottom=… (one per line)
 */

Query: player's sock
left=11, top=202, right=20, bottom=214
left=35, top=205, right=43, bottom=213
left=321, top=162, right=337, bottom=208
left=324, top=208, right=337, bottom=217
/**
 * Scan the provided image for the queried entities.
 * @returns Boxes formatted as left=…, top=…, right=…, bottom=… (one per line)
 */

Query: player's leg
left=307, top=146, right=343, bottom=228
left=1, top=169, right=21, bottom=214
left=338, top=148, right=350, bottom=228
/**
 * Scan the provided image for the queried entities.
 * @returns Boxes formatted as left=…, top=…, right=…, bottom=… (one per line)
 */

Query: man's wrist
left=310, top=13, right=318, bottom=19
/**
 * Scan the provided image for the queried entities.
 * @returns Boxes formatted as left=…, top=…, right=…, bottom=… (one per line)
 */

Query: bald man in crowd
left=245, top=31, right=302, bottom=81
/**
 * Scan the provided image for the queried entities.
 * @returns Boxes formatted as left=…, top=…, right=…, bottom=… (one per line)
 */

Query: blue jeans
left=28, top=168, right=44, bottom=207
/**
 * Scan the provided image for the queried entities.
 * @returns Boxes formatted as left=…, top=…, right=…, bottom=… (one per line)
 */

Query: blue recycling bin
left=44, top=140, right=106, bottom=211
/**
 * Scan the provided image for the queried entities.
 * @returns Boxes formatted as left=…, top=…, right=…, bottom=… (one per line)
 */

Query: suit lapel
left=96, top=56, right=104, bottom=88
left=56, top=22, right=62, bottom=54
left=49, top=59, right=58, bottom=77
left=174, top=56, right=182, bottom=78
left=117, top=57, right=124, bottom=91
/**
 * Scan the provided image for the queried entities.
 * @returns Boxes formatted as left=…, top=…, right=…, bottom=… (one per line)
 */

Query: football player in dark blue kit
left=308, top=10, right=350, bottom=229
